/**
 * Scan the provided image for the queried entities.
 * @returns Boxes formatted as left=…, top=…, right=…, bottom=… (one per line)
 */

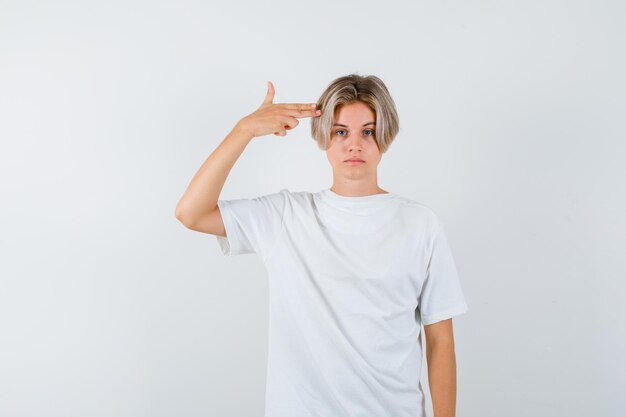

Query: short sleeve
left=418, top=221, right=469, bottom=326
left=215, top=189, right=287, bottom=260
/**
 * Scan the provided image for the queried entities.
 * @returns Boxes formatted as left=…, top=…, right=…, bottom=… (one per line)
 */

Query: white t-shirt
left=216, top=188, right=468, bottom=417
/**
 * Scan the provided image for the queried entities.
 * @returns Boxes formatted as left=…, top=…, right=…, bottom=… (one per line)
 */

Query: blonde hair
left=310, top=73, right=400, bottom=154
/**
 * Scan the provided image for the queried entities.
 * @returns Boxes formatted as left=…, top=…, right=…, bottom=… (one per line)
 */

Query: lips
left=345, top=159, right=364, bottom=162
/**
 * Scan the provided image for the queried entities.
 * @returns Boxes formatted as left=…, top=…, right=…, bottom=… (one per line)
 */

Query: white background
left=1, top=1, right=624, bottom=416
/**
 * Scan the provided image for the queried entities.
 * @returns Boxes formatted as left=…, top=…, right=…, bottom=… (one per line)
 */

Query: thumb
left=262, top=80, right=275, bottom=105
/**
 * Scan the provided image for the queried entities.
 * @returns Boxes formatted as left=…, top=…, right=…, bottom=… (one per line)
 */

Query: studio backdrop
left=1, top=1, right=624, bottom=416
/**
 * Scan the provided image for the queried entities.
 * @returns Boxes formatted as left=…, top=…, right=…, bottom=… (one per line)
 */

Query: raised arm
left=174, top=81, right=321, bottom=235
left=174, top=122, right=253, bottom=236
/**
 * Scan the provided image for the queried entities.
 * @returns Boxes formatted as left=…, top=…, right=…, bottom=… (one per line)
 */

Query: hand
left=235, top=81, right=322, bottom=138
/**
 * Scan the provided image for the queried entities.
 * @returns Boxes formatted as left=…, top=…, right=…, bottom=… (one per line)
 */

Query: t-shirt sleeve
left=418, top=220, right=469, bottom=326
left=215, top=189, right=287, bottom=260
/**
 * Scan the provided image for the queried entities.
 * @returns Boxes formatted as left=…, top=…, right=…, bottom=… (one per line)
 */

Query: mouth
left=344, top=159, right=365, bottom=164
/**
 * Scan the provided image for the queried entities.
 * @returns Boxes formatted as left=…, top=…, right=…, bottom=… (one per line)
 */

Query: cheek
left=367, top=141, right=380, bottom=153
left=326, top=150, right=341, bottom=163
left=327, top=144, right=342, bottom=158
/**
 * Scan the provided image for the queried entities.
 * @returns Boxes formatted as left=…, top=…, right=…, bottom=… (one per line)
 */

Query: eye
left=335, top=129, right=347, bottom=136
left=364, top=129, right=375, bottom=136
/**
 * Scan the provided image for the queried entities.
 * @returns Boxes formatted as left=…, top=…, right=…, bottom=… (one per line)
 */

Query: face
left=325, top=101, right=382, bottom=181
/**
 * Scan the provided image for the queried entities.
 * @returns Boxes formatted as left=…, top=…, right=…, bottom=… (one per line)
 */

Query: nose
left=347, top=136, right=364, bottom=151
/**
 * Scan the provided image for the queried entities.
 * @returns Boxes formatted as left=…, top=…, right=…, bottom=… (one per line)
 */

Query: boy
left=175, top=74, right=469, bottom=417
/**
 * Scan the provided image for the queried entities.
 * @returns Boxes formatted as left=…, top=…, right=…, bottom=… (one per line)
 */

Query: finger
left=282, top=103, right=319, bottom=111
left=283, top=107, right=322, bottom=119
left=262, top=81, right=275, bottom=105
left=275, top=117, right=297, bottom=133
left=275, top=117, right=296, bottom=135
left=283, top=117, right=299, bottom=130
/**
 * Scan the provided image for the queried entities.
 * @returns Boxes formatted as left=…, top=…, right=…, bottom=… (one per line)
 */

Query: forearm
left=426, top=342, right=457, bottom=417
left=175, top=123, right=254, bottom=225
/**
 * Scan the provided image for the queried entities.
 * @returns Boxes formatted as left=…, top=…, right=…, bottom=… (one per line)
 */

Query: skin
left=327, top=101, right=459, bottom=416
left=174, top=80, right=319, bottom=230
left=325, top=101, right=389, bottom=197
left=425, top=319, right=459, bottom=417
left=175, top=82, right=459, bottom=416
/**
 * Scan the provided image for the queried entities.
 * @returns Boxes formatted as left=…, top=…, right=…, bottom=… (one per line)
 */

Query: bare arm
left=174, top=124, right=253, bottom=234
left=424, top=319, right=458, bottom=417
left=174, top=81, right=321, bottom=235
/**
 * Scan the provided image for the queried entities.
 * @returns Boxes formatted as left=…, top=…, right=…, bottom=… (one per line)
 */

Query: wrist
left=232, top=121, right=255, bottom=141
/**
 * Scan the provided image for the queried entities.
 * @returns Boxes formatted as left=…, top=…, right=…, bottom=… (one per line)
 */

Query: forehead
left=334, top=102, right=375, bottom=125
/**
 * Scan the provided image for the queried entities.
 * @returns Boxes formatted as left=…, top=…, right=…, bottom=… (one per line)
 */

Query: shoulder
left=275, top=188, right=317, bottom=205
left=240, top=188, right=313, bottom=215
left=248, top=188, right=291, bottom=205
left=218, top=189, right=290, bottom=215
left=392, top=193, right=443, bottom=234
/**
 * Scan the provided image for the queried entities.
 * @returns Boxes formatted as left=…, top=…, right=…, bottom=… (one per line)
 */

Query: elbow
left=175, top=204, right=193, bottom=228
left=174, top=203, right=184, bottom=221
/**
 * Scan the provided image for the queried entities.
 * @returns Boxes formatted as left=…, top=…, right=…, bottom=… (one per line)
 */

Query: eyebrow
left=332, top=122, right=376, bottom=127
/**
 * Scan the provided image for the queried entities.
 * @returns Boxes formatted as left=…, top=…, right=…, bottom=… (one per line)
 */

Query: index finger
left=282, top=103, right=319, bottom=111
